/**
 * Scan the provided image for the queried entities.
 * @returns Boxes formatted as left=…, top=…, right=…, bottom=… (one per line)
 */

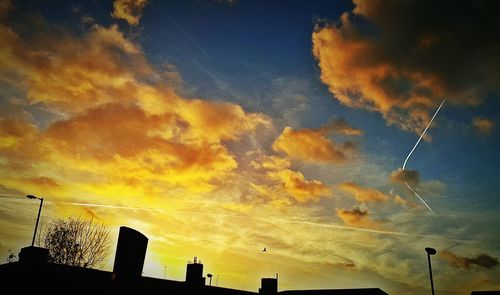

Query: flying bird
left=262, top=247, right=267, bottom=252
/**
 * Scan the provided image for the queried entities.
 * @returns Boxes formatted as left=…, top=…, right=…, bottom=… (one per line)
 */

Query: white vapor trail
left=59, top=201, right=163, bottom=212
left=402, top=99, right=445, bottom=215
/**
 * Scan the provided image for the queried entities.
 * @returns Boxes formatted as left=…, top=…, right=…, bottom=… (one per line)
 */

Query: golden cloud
left=0, top=106, right=240, bottom=195
left=0, top=13, right=270, bottom=198
left=313, top=0, right=500, bottom=134
left=271, top=119, right=361, bottom=164
left=247, top=152, right=331, bottom=204
left=1, top=23, right=156, bottom=114
left=111, top=0, right=149, bottom=26
left=267, top=168, right=331, bottom=204
left=473, top=117, right=494, bottom=136
left=273, top=126, right=346, bottom=164
left=340, top=182, right=389, bottom=203
left=336, top=207, right=380, bottom=229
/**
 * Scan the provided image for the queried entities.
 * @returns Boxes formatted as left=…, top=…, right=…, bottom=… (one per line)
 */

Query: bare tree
left=42, top=217, right=110, bottom=268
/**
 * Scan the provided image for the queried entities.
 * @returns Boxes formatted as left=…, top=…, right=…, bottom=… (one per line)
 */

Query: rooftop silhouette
left=0, top=225, right=390, bottom=295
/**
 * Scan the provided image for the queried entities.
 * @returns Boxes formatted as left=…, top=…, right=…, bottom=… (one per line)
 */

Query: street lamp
left=425, top=247, right=437, bottom=295
left=26, top=194, right=44, bottom=247
left=207, top=273, right=213, bottom=286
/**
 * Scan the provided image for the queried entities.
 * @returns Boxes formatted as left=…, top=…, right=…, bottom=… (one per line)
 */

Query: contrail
left=1, top=193, right=482, bottom=243
left=402, top=99, right=445, bottom=215
left=59, top=201, right=164, bottom=212
left=286, top=220, right=409, bottom=236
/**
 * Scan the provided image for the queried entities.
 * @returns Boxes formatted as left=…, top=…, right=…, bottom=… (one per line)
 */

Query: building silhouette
left=113, top=226, right=148, bottom=279
left=0, top=226, right=391, bottom=295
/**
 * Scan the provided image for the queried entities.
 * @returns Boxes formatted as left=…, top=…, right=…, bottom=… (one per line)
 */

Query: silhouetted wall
left=18, top=246, right=49, bottom=264
left=113, top=226, right=148, bottom=279
left=259, top=278, right=277, bottom=294
left=186, top=258, right=205, bottom=286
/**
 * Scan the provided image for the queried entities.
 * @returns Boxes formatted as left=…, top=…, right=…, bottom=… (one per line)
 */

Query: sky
left=0, top=0, right=499, bottom=294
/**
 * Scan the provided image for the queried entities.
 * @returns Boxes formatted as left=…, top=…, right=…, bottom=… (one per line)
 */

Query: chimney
left=112, top=226, right=148, bottom=280
left=259, top=277, right=278, bottom=295
left=186, top=256, right=205, bottom=286
left=18, top=246, right=49, bottom=265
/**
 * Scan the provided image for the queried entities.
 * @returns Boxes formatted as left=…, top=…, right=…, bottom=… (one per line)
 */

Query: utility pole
left=425, top=247, right=437, bottom=295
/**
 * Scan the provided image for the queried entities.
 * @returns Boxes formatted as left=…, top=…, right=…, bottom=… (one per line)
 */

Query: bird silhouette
left=262, top=247, right=267, bottom=252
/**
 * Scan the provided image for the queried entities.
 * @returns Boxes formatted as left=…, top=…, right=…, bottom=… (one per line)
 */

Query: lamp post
left=425, top=247, right=437, bottom=295
left=207, top=273, right=213, bottom=286
left=26, top=194, right=44, bottom=247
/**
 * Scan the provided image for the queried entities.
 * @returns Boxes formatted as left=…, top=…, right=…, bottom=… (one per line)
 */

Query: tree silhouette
left=42, top=217, right=110, bottom=268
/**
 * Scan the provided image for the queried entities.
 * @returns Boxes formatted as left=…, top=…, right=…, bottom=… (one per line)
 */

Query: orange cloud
left=267, top=169, right=331, bottom=204
left=271, top=119, right=361, bottom=164
left=0, top=13, right=270, bottom=198
left=336, top=207, right=380, bottom=229
left=0, top=112, right=235, bottom=196
left=473, top=117, right=494, bottom=136
left=247, top=152, right=331, bottom=204
left=389, top=168, right=420, bottom=186
left=313, top=0, right=500, bottom=135
left=175, top=98, right=270, bottom=143
left=273, top=127, right=345, bottom=163
left=0, top=117, right=37, bottom=149
left=111, top=0, right=149, bottom=26
left=23, top=177, right=60, bottom=188
left=249, top=154, right=292, bottom=171
left=1, top=23, right=156, bottom=114
left=340, top=182, right=389, bottom=203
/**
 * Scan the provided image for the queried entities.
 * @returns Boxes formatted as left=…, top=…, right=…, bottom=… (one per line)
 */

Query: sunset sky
left=1, top=0, right=500, bottom=294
